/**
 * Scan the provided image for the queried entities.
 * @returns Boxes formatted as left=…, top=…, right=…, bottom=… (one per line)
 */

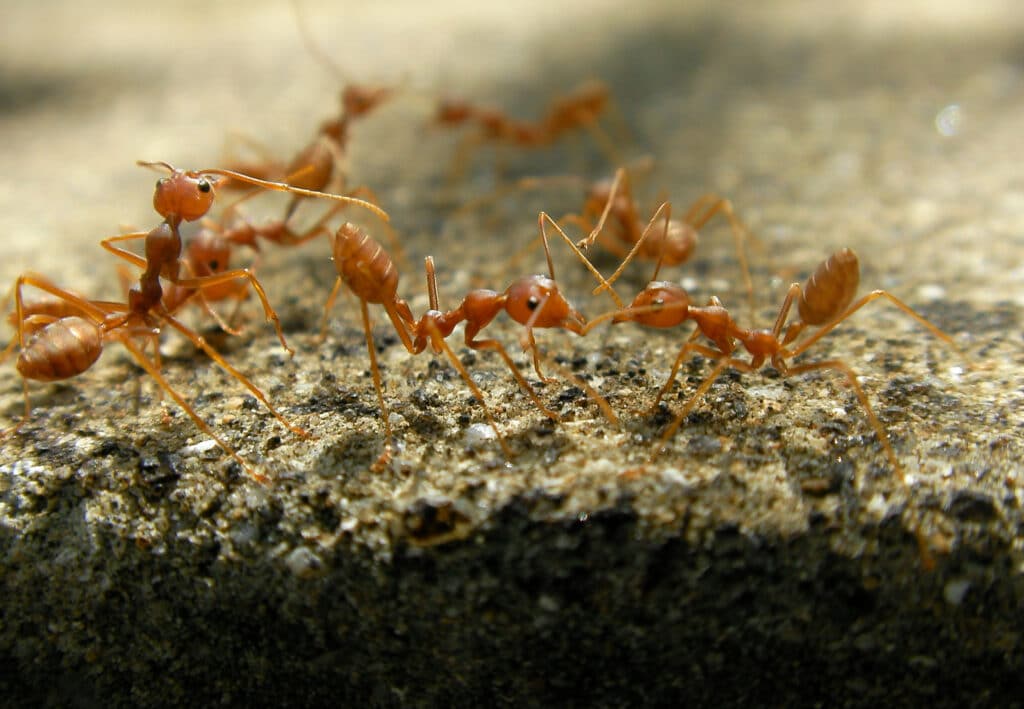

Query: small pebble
left=464, top=423, right=497, bottom=447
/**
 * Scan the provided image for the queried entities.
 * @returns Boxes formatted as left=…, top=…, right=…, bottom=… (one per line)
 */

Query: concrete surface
left=1, top=1, right=1023, bottom=706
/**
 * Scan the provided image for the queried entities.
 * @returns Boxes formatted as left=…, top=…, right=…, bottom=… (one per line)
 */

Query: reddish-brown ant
left=567, top=167, right=756, bottom=304
left=320, top=218, right=615, bottom=457
left=450, top=162, right=754, bottom=306
left=434, top=80, right=625, bottom=183
left=99, top=161, right=388, bottom=356
left=550, top=210, right=958, bottom=480
left=2, top=272, right=310, bottom=484
left=221, top=1, right=395, bottom=221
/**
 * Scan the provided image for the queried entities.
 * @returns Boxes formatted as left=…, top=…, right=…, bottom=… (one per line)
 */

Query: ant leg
left=194, top=290, right=245, bottom=337
left=445, top=131, right=486, bottom=190
left=783, top=359, right=903, bottom=483
left=604, top=94, right=635, bottom=151
left=582, top=120, right=624, bottom=168
left=522, top=327, right=557, bottom=385
left=359, top=299, right=392, bottom=443
left=465, top=336, right=560, bottom=421
left=424, top=320, right=512, bottom=458
left=650, top=355, right=754, bottom=463
left=319, top=277, right=345, bottom=341
left=116, top=334, right=269, bottom=484
left=787, top=290, right=958, bottom=361
left=14, top=274, right=109, bottom=348
left=158, top=313, right=310, bottom=440
left=513, top=290, right=558, bottom=385
left=593, top=201, right=673, bottom=296
left=173, top=268, right=292, bottom=356
left=541, top=352, right=619, bottom=425
left=770, top=283, right=802, bottom=340
left=648, top=340, right=724, bottom=413
left=222, top=129, right=281, bottom=169
left=100, top=231, right=151, bottom=270
left=685, top=195, right=756, bottom=307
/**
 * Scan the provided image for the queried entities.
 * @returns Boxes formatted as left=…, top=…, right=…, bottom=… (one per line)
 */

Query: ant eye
left=208, top=260, right=219, bottom=270
left=197, top=179, right=212, bottom=193
left=526, top=296, right=540, bottom=310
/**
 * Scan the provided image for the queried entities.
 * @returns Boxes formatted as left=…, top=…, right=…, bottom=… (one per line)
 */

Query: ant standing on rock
left=550, top=208, right=959, bottom=481
left=322, top=216, right=616, bottom=460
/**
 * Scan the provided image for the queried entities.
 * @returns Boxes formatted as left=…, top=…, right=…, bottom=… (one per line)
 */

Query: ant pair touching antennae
left=543, top=202, right=960, bottom=481
left=321, top=214, right=616, bottom=460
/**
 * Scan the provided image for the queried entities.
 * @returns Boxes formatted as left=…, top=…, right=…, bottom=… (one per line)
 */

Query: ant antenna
left=290, top=0, right=348, bottom=84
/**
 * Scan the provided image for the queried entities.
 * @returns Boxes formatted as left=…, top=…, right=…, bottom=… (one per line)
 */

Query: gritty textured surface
left=1, top=1, right=1023, bottom=707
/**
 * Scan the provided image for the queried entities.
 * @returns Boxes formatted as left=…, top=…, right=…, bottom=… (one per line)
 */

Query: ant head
left=142, top=162, right=219, bottom=222
left=186, top=229, right=232, bottom=275
left=614, top=281, right=691, bottom=328
left=504, top=276, right=585, bottom=333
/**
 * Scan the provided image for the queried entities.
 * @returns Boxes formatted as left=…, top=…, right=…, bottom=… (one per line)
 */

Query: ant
left=2, top=272, right=310, bottom=484
left=320, top=219, right=615, bottom=458
left=222, top=0, right=395, bottom=221
left=548, top=208, right=958, bottom=480
left=465, top=163, right=755, bottom=304
left=567, top=166, right=756, bottom=305
left=221, top=92, right=392, bottom=221
left=434, top=80, right=625, bottom=184
left=99, top=161, right=388, bottom=356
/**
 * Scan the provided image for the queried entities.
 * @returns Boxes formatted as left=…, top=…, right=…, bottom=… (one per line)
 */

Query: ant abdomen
left=333, top=223, right=399, bottom=304
left=798, top=248, right=860, bottom=325
left=16, top=316, right=103, bottom=382
left=284, top=138, right=335, bottom=192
